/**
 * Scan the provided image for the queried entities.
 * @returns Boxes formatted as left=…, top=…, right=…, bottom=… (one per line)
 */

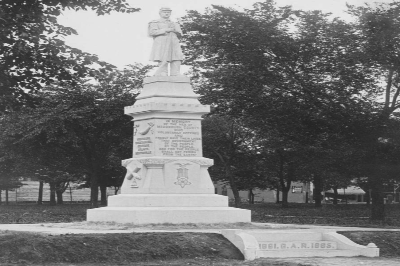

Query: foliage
left=202, top=115, right=270, bottom=206
left=352, top=117, right=400, bottom=200
left=0, top=158, right=23, bottom=192
left=181, top=1, right=374, bottom=207
left=0, top=0, right=139, bottom=112
left=347, top=1, right=400, bottom=113
left=345, top=1, right=400, bottom=219
left=0, top=64, right=151, bottom=207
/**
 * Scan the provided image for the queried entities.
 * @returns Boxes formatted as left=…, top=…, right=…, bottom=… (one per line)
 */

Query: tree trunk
left=56, top=190, right=63, bottom=204
left=366, top=189, right=371, bottom=205
left=82, top=139, right=99, bottom=208
left=313, top=174, right=323, bottom=208
left=366, top=145, right=385, bottom=220
left=370, top=175, right=385, bottom=220
left=277, top=150, right=292, bottom=208
left=281, top=184, right=291, bottom=208
left=49, top=182, right=56, bottom=206
left=248, top=189, right=254, bottom=204
left=90, top=185, right=98, bottom=208
left=224, top=161, right=240, bottom=207
left=69, top=186, right=73, bottom=202
left=333, top=187, right=338, bottom=205
left=100, top=184, right=107, bottom=206
left=230, top=182, right=241, bottom=207
left=87, top=166, right=99, bottom=208
left=37, top=181, right=43, bottom=205
left=90, top=171, right=99, bottom=208
left=0, top=190, right=2, bottom=205
left=5, top=190, right=9, bottom=205
left=276, top=189, right=280, bottom=204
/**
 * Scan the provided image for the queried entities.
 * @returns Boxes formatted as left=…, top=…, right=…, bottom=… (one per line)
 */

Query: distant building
left=325, top=186, right=366, bottom=203
left=214, top=182, right=369, bottom=204
left=214, top=181, right=312, bottom=203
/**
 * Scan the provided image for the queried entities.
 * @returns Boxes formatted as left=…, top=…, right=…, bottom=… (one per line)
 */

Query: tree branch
left=385, top=68, right=394, bottom=110
left=390, top=82, right=400, bottom=111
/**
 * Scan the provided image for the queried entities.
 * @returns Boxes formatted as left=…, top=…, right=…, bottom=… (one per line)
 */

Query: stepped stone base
left=107, top=194, right=229, bottom=207
left=87, top=194, right=250, bottom=224
left=87, top=206, right=250, bottom=224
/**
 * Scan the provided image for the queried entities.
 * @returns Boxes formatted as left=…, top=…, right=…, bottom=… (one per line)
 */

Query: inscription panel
left=133, top=119, right=203, bottom=157
left=258, top=241, right=337, bottom=250
left=155, top=119, right=202, bottom=157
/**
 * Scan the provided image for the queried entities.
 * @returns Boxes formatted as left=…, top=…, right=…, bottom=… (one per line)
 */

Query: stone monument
left=87, top=7, right=251, bottom=224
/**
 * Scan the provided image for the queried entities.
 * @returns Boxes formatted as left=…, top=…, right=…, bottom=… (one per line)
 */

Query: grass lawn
left=1, top=202, right=400, bottom=227
left=241, top=202, right=400, bottom=228
left=0, top=231, right=245, bottom=265
left=1, top=202, right=400, bottom=265
left=0, top=203, right=88, bottom=224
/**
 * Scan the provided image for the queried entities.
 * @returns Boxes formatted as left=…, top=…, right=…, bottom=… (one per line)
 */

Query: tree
left=346, top=1, right=400, bottom=220
left=202, top=115, right=271, bottom=207
left=0, top=158, right=23, bottom=205
left=0, top=64, right=151, bottom=207
left=0, top=0, right=139, bottom=112
left=35, top=168, right=79, bottom=205
left=233, top=153, right=270, bottom=204
left=1, top=113, right=85, bottom=205
left=182, top=1, right=373, bottom=208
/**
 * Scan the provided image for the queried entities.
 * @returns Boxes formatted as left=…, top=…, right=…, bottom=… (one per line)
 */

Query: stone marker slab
left=221, top=229, right=379, bottom=261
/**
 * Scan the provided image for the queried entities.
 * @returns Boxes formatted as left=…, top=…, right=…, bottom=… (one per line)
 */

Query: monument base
left=87, top=194, right=250, bottom=224
left=86, top=76, right=252, bottom=225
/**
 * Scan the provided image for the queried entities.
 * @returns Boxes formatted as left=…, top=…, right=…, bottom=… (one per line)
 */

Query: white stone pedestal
left=87, top=76, right=251, bottom=224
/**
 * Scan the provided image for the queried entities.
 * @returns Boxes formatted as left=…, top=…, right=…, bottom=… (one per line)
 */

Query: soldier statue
left=148, top=7, right=184, bottom=76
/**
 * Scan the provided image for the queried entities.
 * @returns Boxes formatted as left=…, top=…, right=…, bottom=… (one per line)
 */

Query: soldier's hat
left=159, top=7, right=172, bottom=12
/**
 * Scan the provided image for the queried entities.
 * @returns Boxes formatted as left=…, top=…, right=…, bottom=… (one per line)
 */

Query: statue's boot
left=154, top=61, right=168, bottom=76
left=170, top=60, right=182, bottom=76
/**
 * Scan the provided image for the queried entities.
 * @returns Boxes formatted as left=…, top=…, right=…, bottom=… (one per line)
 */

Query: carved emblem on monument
left=174, top=163, right=191, bottom=188
left=134, top=122, right=155, bottom=136
left=125, top=166, right=142, bottom=188
left=139, top=122, right=154, bottom=135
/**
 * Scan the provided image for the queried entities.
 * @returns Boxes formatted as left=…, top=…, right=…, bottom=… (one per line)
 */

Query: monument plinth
left=87, top=76, right=251, bottom=224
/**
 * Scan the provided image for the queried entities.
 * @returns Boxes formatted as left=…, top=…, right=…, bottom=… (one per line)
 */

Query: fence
left=0, top=181, right=115, bottom=203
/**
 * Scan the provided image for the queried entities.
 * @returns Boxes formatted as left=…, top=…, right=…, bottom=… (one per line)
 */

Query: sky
left=58, top=0, right=394, bottom=69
